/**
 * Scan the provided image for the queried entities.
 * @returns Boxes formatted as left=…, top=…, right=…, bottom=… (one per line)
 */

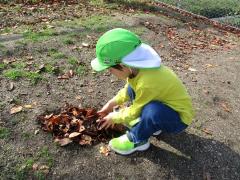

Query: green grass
left=76, top=65, right=86, bottom=75
left=15, top=158, right=34, bottom=180
left=11, top=62, right=27, bottom=69
left=3, top=69, right=25, bottom=80
left=55, top=15, right=125, bottom=32
left=0, top=63, right=7, bottom=70
left=48, top=49, right=66, bottom=59
left=37, top=147, right=54, bottom=167
left=3, top=69, right=42, bottom=84
left=62, top=37, right=75, bottom=45
left=158, top=0, right=240, bottom=18
left=67, top=57, right=78, bottom=66
left=0, top=127, right=11, bottom=139
left=218, top=16, right=240, bottom=27
left=0, top=27, right=11, bottom=34
left=23, top=28, right=57, bottom=42
left=25, top=72, right=42, bottom=84
left=21, top=132, right=32, bottom=140
left=14, top=146, right=54, bottom=179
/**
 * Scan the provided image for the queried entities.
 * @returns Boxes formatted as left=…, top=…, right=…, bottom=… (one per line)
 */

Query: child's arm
left=113, top=83, right=130, bottom=105
left=98, top=83, right=129, bottom=116
left=98, top=98, right=117, bottom=117
left=111, top=87, right=154, bottom=124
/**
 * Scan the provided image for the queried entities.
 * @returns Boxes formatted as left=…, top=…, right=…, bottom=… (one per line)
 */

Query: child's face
left=108, top=66, right=130, bottom=80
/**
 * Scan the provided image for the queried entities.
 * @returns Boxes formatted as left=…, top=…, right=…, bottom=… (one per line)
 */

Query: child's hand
left=98, top=98, right=117, bottom=117
left=98, top=112, right=115, bottom=130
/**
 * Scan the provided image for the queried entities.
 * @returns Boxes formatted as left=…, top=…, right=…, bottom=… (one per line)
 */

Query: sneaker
left=109, top=134, right=150, bottom=155
left=153, top=130, right=162, bottom=136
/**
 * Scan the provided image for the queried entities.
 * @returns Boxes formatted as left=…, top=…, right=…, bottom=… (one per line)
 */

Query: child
left=91, top=28, right=194, bottom=155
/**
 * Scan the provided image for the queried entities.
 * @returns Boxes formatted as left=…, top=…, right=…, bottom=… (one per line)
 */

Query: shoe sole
left=153, top=130, right=162, bottom=136
left=109, top=141, right=150, bottom=155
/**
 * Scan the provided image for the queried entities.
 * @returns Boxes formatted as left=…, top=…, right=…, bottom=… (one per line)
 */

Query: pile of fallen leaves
left=37, top=104, right=125, bottom=146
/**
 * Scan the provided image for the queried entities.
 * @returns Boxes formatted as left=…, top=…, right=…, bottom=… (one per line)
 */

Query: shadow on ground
left=134, top=132, right=240, bottom=179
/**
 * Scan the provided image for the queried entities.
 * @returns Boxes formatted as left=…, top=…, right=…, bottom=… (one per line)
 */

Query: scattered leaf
left=82, top=42, right=89, bottom=47
left=220, top=102, right=231, bottom=112
left=69, top=132, right=81, bottom=138
left=10, top=106, right=23, bottom=114
left=202, top=128, right=212, bottom=135
left=205, top=64, right=214, bottom=68
left=24, top=104, right=33, bottom=109
left=188, top=67, right=197, bottom=72
left=34, top=129, right=40, bottom=135
left=75, top=96, right=82, bottom=100
left=54, top=138, right=73, bottom=146
left=8, top=82, right=14, bottom=91
left=32, top=163, right=39, bottom=171
left=57, top=70, right=74, bottom=79
left=39, top=165, right=49, bottom=174
left=99, top=145, right=110, bottom=156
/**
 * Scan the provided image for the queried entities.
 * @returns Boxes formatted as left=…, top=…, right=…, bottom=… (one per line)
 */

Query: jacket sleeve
left=113, top=83, right=130, bottom=105
left=111, top=87, right=153, bottom=124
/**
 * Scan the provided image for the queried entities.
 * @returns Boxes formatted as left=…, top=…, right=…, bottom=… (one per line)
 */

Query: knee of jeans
left=141, top=101, right=164, bottom=122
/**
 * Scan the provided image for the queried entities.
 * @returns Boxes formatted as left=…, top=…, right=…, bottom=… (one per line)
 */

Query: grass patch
left=0, top=127, right=11, bottom=139
left=0, top=63, right=7, bottom=70
left=55, top=15, right=125, bottom=32
left=23, top=28, right=57, bottom=42
left=37, top=146, right=54, bottom=167
left=0, top=27, right=11, bottom=34
left=3, top=69, right=42, bottom=84
left=25, top=71, right=42, bottom=84
left=76, top=65, right=86, bottom=75
left=218, top=16, right=240, bottom=27
left=15, top=158, right=34, bottom=180
left=3, top=69, right=25, bottom=80
left=14, top=146, right=54, bottom=179
left=48, top=48, right=66, bottom=59
left=11, top=62, right=27, bottom=69
left=158, top=0, right=240, bottom=18
left=67, top=57, right=78, bottom=66
left=129, top=26, right=148, bottom=36
left=62, top=37, right=75, bottom=45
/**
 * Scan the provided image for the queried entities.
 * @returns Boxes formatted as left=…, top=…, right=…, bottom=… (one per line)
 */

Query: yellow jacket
left=112, top=65, right=194, bottom=125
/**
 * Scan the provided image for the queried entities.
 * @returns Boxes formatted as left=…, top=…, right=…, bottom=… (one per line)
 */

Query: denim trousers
left=127, top=85, right=188, bottom=144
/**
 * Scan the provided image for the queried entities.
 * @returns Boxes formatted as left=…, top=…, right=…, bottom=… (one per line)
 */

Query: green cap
left=91, top=28, right=141, bottom=71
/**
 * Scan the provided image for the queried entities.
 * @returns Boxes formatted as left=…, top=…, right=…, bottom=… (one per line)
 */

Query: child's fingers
left=97, top=111, right=108, bottom=118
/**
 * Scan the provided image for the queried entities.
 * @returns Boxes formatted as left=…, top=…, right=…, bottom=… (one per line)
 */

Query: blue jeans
left=127, top=85, right=188, bottom=144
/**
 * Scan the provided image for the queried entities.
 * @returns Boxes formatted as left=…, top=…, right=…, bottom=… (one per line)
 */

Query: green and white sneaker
left=109, top=134, right=150, bottom=155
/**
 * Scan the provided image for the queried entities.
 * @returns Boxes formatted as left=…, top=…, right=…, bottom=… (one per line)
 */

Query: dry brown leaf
left=39, top=165, right=49, bottom=174
left=10, top=106, right=23, bottom=114
left=34, top=129, right=40, bottom=135
left=99, top=145, right=110, bottom=156
left=202, top=128, right=213, bottom=135
left=79, top=125, right=85, bottom=132
left=37, top=105, right=125, bottom=146
left=205, top=64, right=214, bottom=68
left=54, top=138, right=73, bottom=146
left=32, top=163, right=39, bottom=171
left=69, top=132, right=81, bottom=138
left=75, top=96, right=82, bottom=100
left=8, top=82, right=14, bottom=91
left=188, top=67, right=197, bottom=72
left=82, top=42, right=89, bottom=47
left=79, top=135, right=92, bottom=145
left=24, top=104, right=33, bottom=109
left=220, top=102, right=231, bottom=112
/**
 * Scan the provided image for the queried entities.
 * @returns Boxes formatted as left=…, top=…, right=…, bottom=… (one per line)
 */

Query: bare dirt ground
left=0, top=1, right=240, bottom=179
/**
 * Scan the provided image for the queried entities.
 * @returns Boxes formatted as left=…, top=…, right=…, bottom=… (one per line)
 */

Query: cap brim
left=122, top=43, right=161, bottom=68
left=91, top=58, right=110, bottom=72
